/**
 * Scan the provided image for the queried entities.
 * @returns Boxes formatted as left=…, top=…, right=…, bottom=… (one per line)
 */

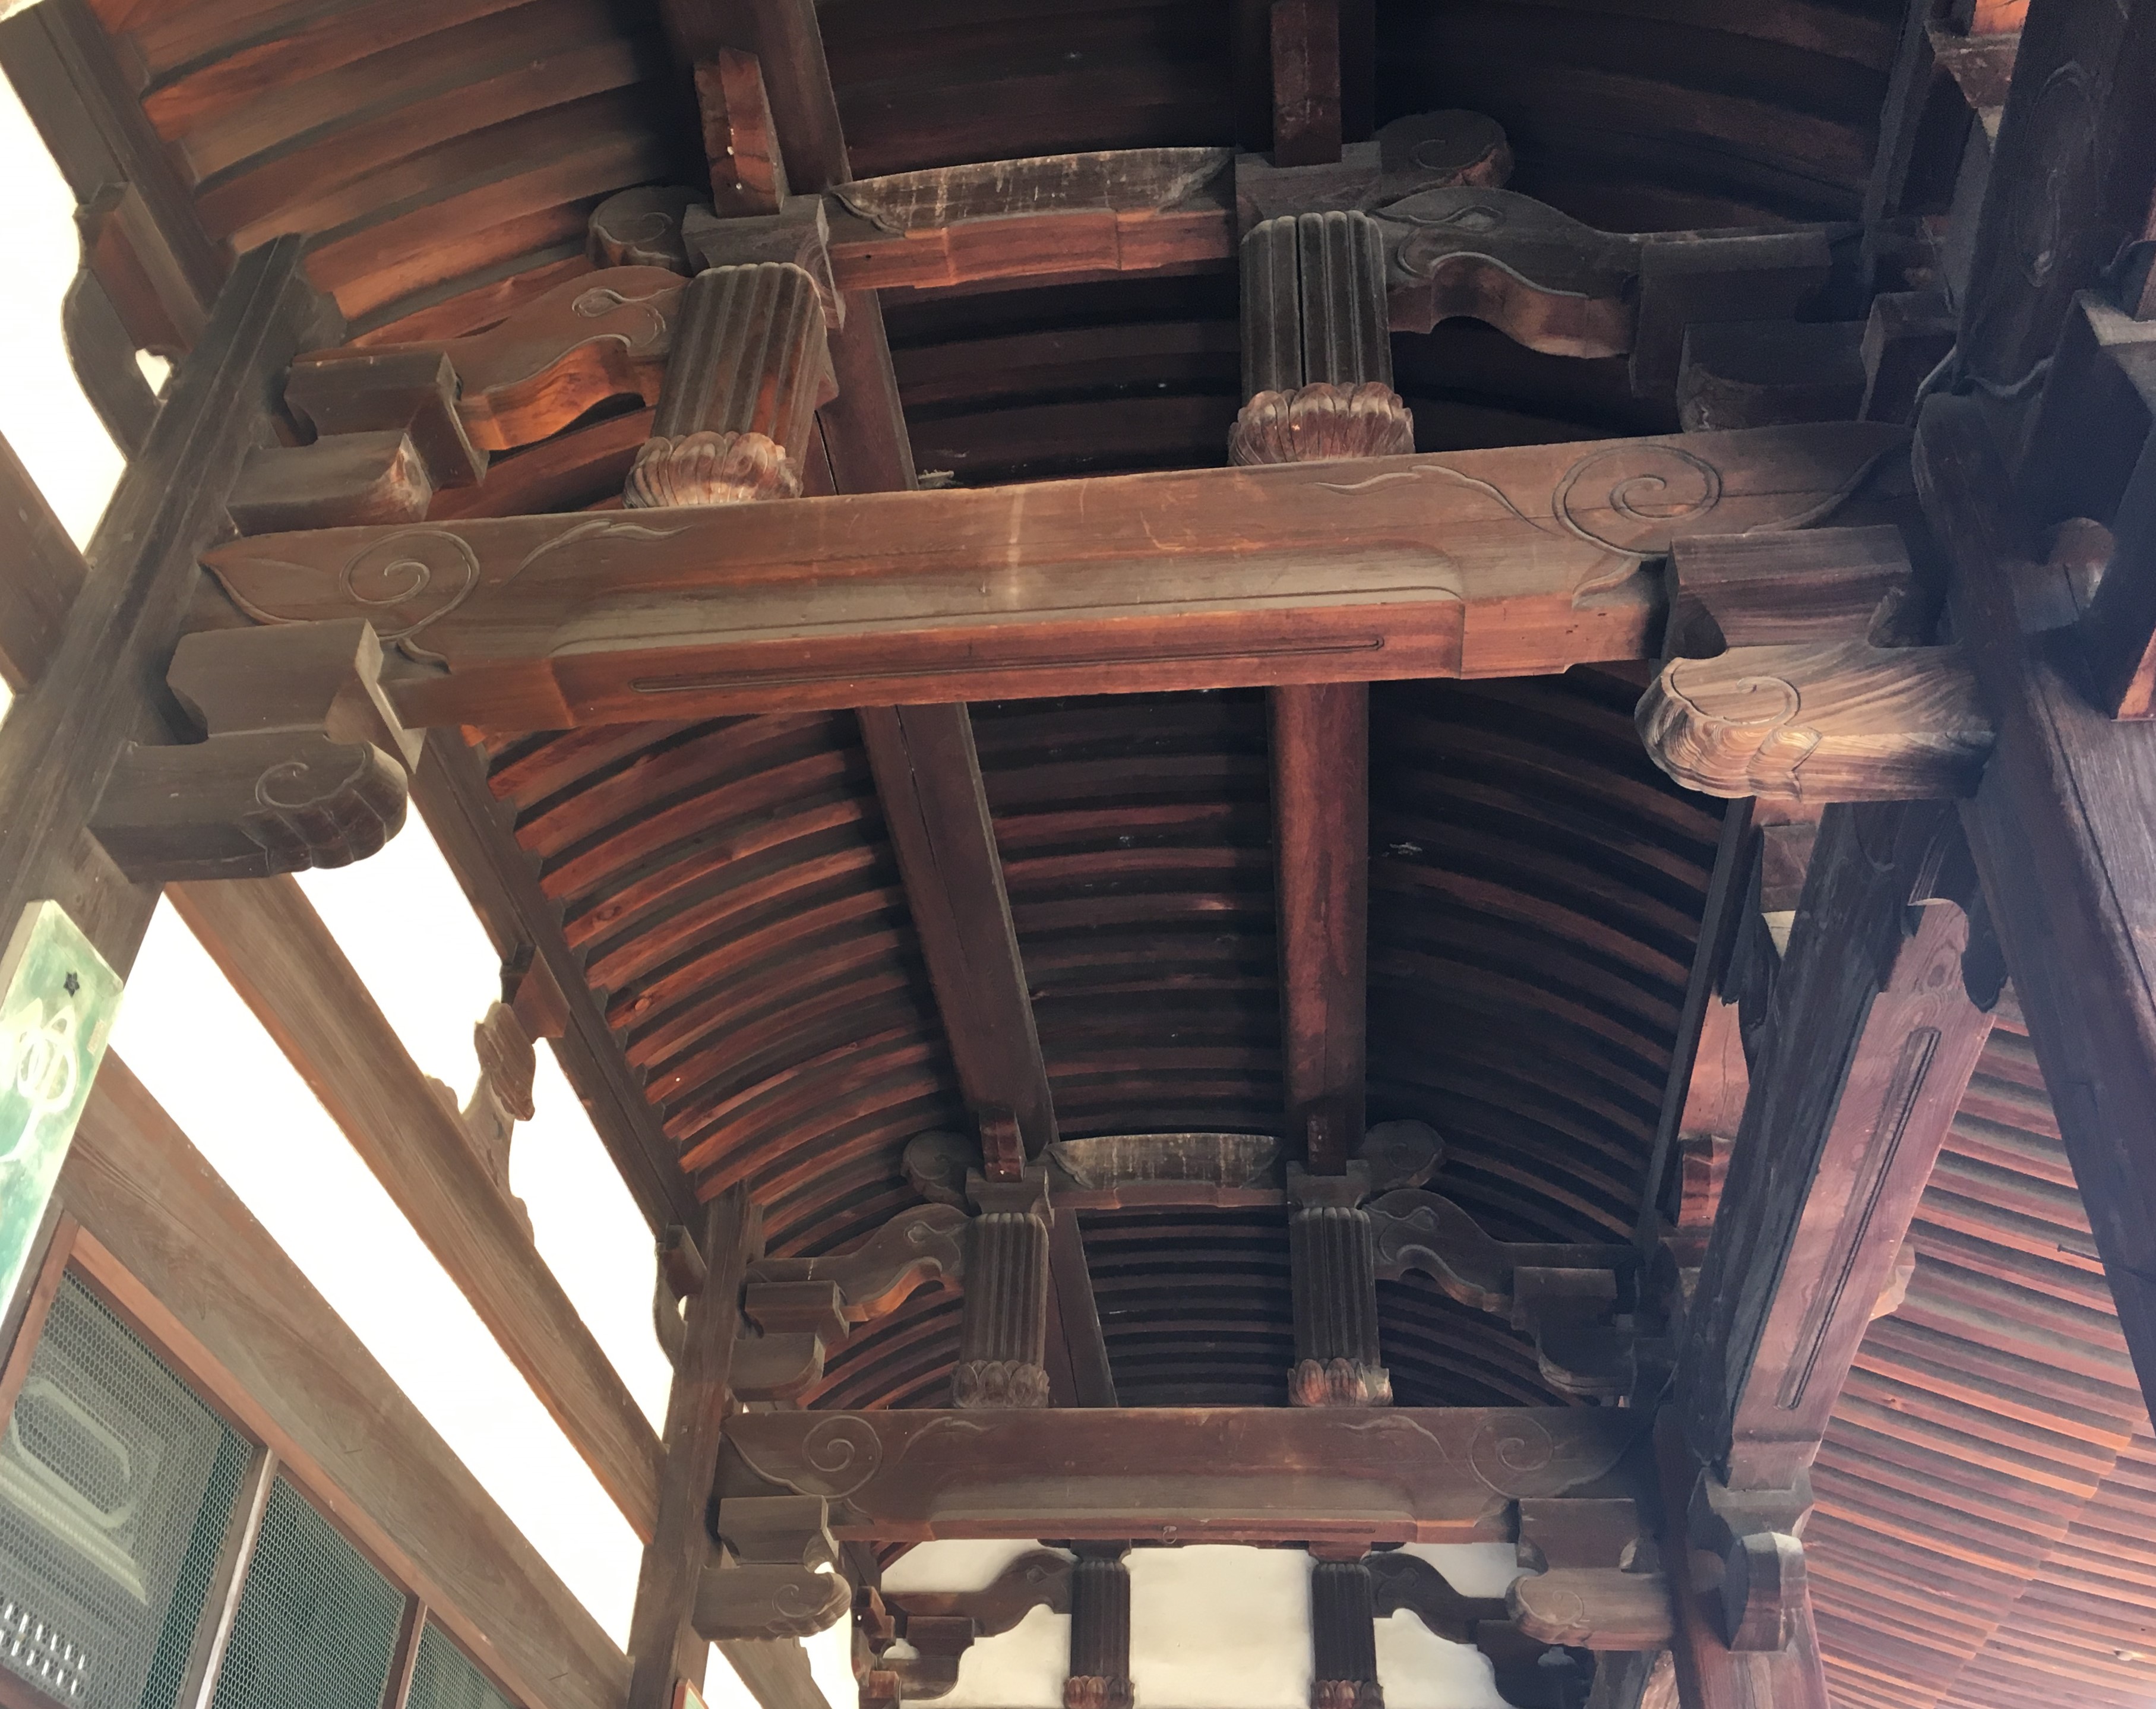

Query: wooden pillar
left=1064, top=1544, right=1133, bottom=1709
left=1309, top=1555, right=1382, bottom=1709
left=1287, top=1167, right=1387, bottom=1406
left=625, top=261, right=831, bottom=506
left=953, top=1171, right=1053, bottom=1407
left=625, top=1187, right=755, bottom=1709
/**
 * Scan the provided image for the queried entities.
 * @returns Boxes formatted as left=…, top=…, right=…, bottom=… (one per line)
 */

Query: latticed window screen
left=207, top=1480, right=404, bottom=1709
left=0, top=1274, right=251, bottom=1709
left=405, top=1620, right=514, bottom=1709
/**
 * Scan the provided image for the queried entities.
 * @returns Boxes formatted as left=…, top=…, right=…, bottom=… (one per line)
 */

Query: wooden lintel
left=201, top=422, right=1904, bottom=729
left=716, top=1405, right=1648, bottom=1543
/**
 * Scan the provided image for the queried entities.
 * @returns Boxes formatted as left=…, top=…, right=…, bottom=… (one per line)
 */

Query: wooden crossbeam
left=0, top=434, right=85, bottom=694
left=201, top=421, right=1902, bottom=730
left=716, top=1405, right=1648, bottom=1544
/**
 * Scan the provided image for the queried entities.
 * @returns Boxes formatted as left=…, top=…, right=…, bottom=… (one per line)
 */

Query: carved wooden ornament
left=1637, top=639, right=1994, bottom=803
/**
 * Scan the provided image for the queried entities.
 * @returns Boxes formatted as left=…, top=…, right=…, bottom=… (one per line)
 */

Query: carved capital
left=1289, top=1356, right=1392, bottom=1408
left=1637, top=639, right=1993, bottom=804
left=951, top=1357, right=1051, bottom=1408
left=625, top=429, right=801, bottom=507
left=1311, top=1683, right=1383, bottom=1709
left=1229, top=383, right=1414, bottom=465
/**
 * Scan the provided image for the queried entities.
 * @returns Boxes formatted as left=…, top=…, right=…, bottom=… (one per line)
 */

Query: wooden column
left=625, top=261, right=830, bottom=506
left=954, top=1171, right=1053, bottom=1408
left=626, top=1187, right=756, bottom=1709
left=1064, top=1545, right=1133, bottom=1709
left=1309, top=1556, right=1382, bottom=1709
left=1287, top=1167, right=1387, bottom=1407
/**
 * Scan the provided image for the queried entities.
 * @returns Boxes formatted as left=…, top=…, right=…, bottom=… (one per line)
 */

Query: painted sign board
left=0, top=901, right=124, bottom=1315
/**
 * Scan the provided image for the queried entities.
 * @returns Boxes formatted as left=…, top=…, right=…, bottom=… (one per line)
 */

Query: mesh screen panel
left=406, top=1621, right=514, bottom=1709
left=208, top=1480, right=403, bottom=1709
left=0, top=1275, right=249, bottom=1709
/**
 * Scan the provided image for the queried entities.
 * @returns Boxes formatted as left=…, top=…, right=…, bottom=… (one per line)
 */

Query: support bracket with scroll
left=696, top=1495, right=851, bottom=1640
left=90, top=618, right=419, bottom=882
left=1367, top=1189, right=1641, bottom=1401
left=1636, top=523, right=1994, bottom=804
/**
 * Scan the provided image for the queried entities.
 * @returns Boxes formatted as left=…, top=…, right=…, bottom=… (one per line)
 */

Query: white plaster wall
left=892, top=1541, right=1526, bottom=1709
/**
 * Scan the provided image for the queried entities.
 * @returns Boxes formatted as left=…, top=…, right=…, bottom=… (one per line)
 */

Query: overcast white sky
left=0, top=58, right=1530, bottom=1709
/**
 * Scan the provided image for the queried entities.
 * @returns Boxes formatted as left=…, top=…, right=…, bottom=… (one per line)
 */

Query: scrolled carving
left=1468, top=1411, right=1558, bottom=1496
left=1552, top=443, right=1722, bottom=554
left=624, top=429, right=800, bottom=507
left=1367, top=1188, right=1512, bottom=1310
left=1063, top=1678, right=1134, bottom=1709
left=589, top=185, right=699, bottom=273
left=1637, top=639, right=1993, bottom=804
left=245, top=739, right=409, bottom=870
left=747, top=1201, right=969, bottom=1322
left=951, top=1358, right=1051, bottom=1408
left=1289, top=1357, right=1392, bottom=1408
left=691, top=1561, right=851, bottom=1639
left=1364, top=1551, right=1506, bottom=1643
left=1229, top=383, right=1414, bottom=465
left=1355, top=1119, right=1442, bottom=1190
left=904, top=1128, right=978, bottom=1206
left=793, top=1413, right=884, bottom=1497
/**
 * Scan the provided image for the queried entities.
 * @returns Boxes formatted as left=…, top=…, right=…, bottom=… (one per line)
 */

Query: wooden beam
left=716, top=1405, right=1648, bottom=1544
left=412, top=732, right=701, bottom=1234
left=59, top=1055, right=626, bottom=1709
left=627, top=1186, right=755, bottom=1709
left=201, top=421, right=1904, bottom=730
left=0, top=236, right=336, bottom=973
left=1917, top=393, right=2156, bottom=1413
left=0, top=432, right=86, bottom=694
left=1675, top=802, right=1995, bottom=1489
left=714, top=1641, right=832, bottom=1709
left=166, top=873, right=666, bottom=1542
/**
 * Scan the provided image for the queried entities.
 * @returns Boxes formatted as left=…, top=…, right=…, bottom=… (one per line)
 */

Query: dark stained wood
left=166, top=873, right=666, bottom=1540
left=1508, top=1570, right=1674, bottom=1650
left=203, top=422, right=1907, bottom=731
left=1271, top=647, right=1368, bottom=1168
left=0, top=236, right=336, bottom=972
left=1270, top=0, right=1342, bottom=168
left=717, top=1405, right=1648, bottom=1544
left=62, top=252, right=164, bottom=459
left=628, top=1186, right=755, bottom=1709
left=698, top=50, right=789, bottom=216
left=411, top=731, right=704, bottom=1233
left=227, top=432, right=435, bottom=533
left=1916, top=391, right=2156, bottom=1421
left=713, top=1639, right=831, bottom=1709
left=61, top=1056, right=626, bottom=1709
left=1677, top=802, right=1996, bottom=1490
left=0, top=433, right=88, bottom=694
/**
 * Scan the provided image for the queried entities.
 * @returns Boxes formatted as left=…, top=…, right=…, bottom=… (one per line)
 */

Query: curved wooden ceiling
left=49, top=0, right=2156, bottom=1694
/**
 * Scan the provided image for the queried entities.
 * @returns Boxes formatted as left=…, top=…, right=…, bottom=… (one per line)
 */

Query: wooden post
left=627, top=1187, right=757, bottom=1709
left=626, top=262, right=832, bottom=506
left=1287, top=1167, right=1387, bottom=1407
left=954, top=1171, right=1053, bottom=1408
left=1308, top=1555, right=1382, bottom=1709
left=1064, top=1545, right=1133, bottom=1709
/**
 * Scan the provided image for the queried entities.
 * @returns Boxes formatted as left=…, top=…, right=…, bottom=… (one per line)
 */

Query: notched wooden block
left=684, top=198, right=840, bottom=326
left=284, top=349, right=485, bottom=488
left=1677, top=320, right=1867, bottom=432
left=227, top=431, right=433, bottom=535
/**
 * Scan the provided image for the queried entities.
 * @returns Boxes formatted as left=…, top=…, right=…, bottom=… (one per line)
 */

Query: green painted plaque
left=0, top=901, right=124, bottom=1312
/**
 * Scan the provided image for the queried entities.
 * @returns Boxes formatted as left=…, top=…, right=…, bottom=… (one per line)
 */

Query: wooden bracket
left=697, top=1495, right=849, bottom=1639
left=90, top=620, right=417, bottom=882
left=745, top=1200, right=969, bottom=1323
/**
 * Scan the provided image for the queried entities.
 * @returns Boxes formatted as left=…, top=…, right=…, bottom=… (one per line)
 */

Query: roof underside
left=48, top=0, right=2156, bottom=1699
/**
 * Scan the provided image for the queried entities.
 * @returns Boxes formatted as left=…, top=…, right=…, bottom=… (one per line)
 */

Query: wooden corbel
left=1365, top=1189, right=1640, bottom=1401
left=590, top=186, right=699, bottom=271
left=1234, top=109, right=1512, bottom=234
left=1506, top=1497, right=1673, bottom=1652
left=1638, top=525, right=1994, bottom=804
left=91, top=619, right=418, bottom=882
left=293, top=266, right=687, bottom=456
left=873, top=1547, right=1073, bottom=1699
left=696, top=1495, right=851, bottom=1640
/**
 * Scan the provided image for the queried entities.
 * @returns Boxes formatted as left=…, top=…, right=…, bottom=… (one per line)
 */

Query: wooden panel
left=202, top=422, right=1907, bottom=730
left=166, top=873, right=665, bottom=1541
left=59, top=1056, right=627, bottom=1709
left=718, top=1405, right=1647, bottom=1543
